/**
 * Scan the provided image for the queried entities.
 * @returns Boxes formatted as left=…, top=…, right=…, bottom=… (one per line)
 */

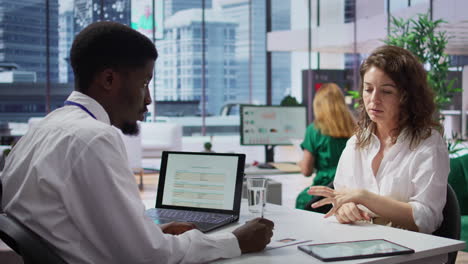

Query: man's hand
left=232, top=217, right=274, bottom=253
left=160, top=222, right=197, bottom=235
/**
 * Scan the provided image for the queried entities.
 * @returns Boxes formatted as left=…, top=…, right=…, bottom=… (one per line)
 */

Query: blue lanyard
left=64, top=100, right=97, bottom=120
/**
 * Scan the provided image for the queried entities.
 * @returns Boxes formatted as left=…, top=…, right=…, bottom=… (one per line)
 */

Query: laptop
left=145, top=151, right=245, bottom=232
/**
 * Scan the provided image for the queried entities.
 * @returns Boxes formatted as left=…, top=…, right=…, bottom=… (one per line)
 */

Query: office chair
left=0, top=213, right=67, bottom=264
left=304, top=182, right=334, bottom=214
left=432, top=184, right=461, bottom=264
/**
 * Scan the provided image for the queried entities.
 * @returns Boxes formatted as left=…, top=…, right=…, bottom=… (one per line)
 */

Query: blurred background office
left=1, top=0, right=468, bottom=261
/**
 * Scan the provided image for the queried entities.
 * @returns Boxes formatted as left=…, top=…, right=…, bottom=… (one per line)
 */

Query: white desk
left=210, top=202, right=465, bottom=264
left=172, top=199, right=460, bottom=264
left=141, top=199, right=465, bottom=264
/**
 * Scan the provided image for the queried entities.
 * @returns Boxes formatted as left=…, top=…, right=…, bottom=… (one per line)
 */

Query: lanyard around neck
left=64, top=101, right=97, bottom=120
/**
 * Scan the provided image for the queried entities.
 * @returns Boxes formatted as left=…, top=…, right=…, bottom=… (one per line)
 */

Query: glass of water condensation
left=246, top=177, right=268, bottom=216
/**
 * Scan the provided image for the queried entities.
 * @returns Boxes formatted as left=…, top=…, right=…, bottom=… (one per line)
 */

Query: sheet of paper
left=266, top=237, right=313, bottom=250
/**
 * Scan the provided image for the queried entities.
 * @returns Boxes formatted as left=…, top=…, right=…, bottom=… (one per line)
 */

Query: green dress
left=295, top=123, right=349, bottom=209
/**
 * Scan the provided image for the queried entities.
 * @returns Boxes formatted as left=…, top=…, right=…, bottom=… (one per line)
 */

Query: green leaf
left=384, top=13, right=457, bottom=110
left=347, top=90, right=360, bottom=98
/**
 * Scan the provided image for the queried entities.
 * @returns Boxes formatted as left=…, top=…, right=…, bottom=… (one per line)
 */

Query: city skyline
left=0, top=1, right=295, bottom=123
left=0, top=0, right=60, bottom=83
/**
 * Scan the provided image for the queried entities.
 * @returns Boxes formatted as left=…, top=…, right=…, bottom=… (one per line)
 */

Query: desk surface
left=141, top=199, right=465, bottom=264
left=214, top=202, right=464, bottom=264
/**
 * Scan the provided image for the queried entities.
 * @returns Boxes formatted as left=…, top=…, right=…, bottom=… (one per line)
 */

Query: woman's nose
left=370, top=90, right=381, bottom=103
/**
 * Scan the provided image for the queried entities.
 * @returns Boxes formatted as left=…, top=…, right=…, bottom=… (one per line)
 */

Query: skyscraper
left=163, top=0, right=212, bottom=18
left=59, top=10, right=74, bottom=83
left=215, top=0, right=291, bottom=105
left=216, top=0, right=266, bottom=104
left=0, top=0, right=59, bottom=83
left=271, top=0, right=291, bottom=104
left=156, top=8, right=237, bottom=115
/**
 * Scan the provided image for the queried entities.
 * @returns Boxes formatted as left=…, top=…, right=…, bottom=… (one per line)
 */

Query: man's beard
left=121, top=121, right=139, bottom=135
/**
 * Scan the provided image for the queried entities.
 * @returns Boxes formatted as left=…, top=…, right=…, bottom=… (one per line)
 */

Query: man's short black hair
left=70, top=21, right=158, bottom=93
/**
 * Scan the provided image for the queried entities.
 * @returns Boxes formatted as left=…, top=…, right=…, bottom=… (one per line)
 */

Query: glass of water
left=246, top=177, right=268, bottom=217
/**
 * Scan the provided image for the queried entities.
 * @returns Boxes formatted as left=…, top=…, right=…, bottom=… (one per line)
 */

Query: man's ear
left=97, top=69, right=117, bottom=92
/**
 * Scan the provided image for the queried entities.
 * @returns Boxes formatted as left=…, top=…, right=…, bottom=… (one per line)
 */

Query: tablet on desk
left=298, top=239, right=414, bottom=262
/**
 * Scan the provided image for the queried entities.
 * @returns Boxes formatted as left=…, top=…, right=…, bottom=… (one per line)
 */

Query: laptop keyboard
left=147, top=209, right=235, bottom=224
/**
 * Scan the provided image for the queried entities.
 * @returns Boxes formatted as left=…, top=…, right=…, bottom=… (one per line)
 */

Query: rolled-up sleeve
left=301, top=124, right=318, bottom=155
left=408, top=142, right=449, bottom=234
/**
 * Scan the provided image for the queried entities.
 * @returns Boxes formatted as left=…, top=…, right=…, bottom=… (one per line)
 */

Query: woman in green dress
left=296, top=83, right=356, bottom=210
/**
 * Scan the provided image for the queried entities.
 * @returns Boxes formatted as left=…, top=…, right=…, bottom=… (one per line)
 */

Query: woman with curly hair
left=295, top=83, right=356, bottom=210
left=308, top=45, right=449, bottom=234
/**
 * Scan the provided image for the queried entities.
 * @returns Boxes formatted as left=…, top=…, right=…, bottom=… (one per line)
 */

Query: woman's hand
left=308, top=186, right=419, bottom=231
left=307, top=186, right=370, bottom=219
left=334, top=202, right=371, bottom=223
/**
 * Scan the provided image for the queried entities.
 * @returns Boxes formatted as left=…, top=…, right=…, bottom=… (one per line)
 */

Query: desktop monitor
left=240, top=105, right=307, bottom=163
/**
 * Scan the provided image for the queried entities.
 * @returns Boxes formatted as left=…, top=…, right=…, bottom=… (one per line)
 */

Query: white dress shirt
left=1, top=91, right=241, bottom=264
left=334, top=130, right=449, bottom=234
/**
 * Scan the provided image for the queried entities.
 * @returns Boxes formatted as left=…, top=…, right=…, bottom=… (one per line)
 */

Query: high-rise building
left=215, top=0, right=291, bottom=105
left=74, top=0, right=130, bottom=33
left=271, top=0, right=291, bottom=104
left=215, top=0, right=266, bottom=105
left=59, top=10, right=74, bottom=83
left=0, top=0, right=59, bottom=83
left=163, top=0, right=211, bottom=18
left=156, top=8, right=237, bottom=115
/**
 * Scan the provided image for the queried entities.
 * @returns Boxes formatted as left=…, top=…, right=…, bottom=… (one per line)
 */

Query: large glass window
left=1, top=0, right=466, bottom=138
left=0, top=0, right=268, bottom=137
left=271, top=0, right=291, bottom=105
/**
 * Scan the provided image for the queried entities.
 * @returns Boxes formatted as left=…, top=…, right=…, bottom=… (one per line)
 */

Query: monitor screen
left=240, top=105, right=307, bottom=146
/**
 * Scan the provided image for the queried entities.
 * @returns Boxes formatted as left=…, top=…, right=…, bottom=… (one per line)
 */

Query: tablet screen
left=298, top=239, right=414, bottom=262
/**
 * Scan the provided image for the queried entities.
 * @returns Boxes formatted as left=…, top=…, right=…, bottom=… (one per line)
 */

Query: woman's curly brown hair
left=355, top=45, right=441, bottom=149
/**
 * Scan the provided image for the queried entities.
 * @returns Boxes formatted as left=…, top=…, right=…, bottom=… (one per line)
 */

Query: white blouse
left=334, top=130, right=450, bottom=234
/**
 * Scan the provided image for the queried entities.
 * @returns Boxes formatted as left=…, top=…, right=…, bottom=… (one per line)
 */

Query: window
left=10, top=0, right=464, bottom=137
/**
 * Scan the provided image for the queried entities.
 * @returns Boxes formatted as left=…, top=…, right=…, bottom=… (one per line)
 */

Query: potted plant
left=383, top=13, right=468, bottom=156
left=384, top=13, right=462, bottom=111
left=280, top=95, right=301, bottom=106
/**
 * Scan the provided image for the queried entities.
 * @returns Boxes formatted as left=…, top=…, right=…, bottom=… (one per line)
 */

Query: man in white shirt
left=1, top=21, right=274, bottom=263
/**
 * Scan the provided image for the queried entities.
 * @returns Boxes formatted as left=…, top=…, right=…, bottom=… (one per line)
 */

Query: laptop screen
left=156, top=151, right=245, bottom=213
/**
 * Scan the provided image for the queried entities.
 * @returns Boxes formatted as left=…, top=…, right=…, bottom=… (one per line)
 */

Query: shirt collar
left=65, top=91, right=111, bottom=125
left=369, top=127, right=409, bottom=149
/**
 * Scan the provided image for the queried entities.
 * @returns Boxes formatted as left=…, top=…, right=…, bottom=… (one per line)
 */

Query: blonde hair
left=313, top=83, right=356, bottom=138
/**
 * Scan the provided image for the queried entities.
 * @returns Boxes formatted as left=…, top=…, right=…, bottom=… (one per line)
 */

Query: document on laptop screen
left=162, top=153, right=239, bottom=210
